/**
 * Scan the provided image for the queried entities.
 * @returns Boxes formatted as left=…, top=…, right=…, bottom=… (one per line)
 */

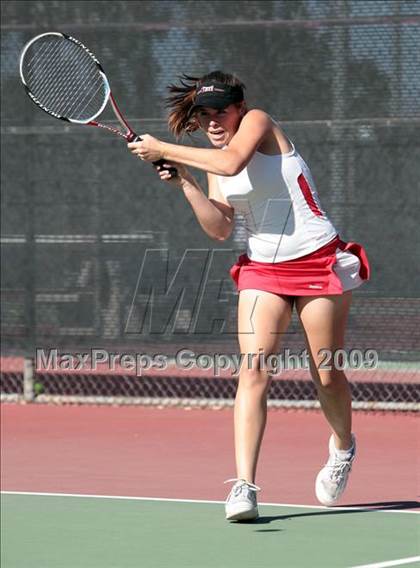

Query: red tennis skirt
left=229, top=236, right=370, bottom=297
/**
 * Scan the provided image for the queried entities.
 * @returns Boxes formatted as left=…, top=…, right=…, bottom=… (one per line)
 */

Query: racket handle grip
left=152, top=158, right=178, bottom=178
left=129, top=134, right=178, bottom=178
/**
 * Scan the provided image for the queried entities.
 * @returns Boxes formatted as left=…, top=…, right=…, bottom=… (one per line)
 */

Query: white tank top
left=216, top=142, right=338, bottom=262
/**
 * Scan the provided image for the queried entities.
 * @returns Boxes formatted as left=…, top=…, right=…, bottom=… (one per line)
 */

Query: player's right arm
left=156, top=164, right=234, bottom=241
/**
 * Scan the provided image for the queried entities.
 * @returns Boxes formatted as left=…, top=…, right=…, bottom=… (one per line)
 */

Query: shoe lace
left=224, top=478, right=261, bottom=497
left=325, top=458, right=353, bottom=482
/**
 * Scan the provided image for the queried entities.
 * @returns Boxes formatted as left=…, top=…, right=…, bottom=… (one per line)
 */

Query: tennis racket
left=19, top=31, right=177, bottom=176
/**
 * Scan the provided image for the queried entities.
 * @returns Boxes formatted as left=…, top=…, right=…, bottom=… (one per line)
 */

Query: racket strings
left=39, top=45, right=104, bottom=119
left=22, top=37, right=107, bottom=122
left=26, top=40, right=81, bottom=101
left=30, top=41, right=90, bottom=100
left=52, top=42, right=103, bottom=114
left=27, top=39, right=104, bottom=118
left=27, top=55, right=103, bottom=120
left=27, top=42, right=88, bottom=112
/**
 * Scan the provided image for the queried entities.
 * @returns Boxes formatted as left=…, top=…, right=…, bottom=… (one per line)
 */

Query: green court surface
left=1, top=493, right=419, bottom=568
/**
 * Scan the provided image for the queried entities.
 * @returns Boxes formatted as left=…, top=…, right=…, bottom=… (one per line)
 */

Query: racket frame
left=19, top=32, right=138, bottom=139
left=19, top=32, right=112, bottom=124
left=19, top=31, right=175, bottom=171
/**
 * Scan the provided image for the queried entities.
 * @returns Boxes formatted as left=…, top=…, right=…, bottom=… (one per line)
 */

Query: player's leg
left=235, top=289, right=294, bottom=483
left=296, top=292, right=356, bottom=505
left=226, top=289, right=293, bottom=520
left=296, top=292, right=353, bottom=448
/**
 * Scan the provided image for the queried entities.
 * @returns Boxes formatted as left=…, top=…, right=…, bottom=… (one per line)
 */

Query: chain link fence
left=1, top=356, right=419, bottom=411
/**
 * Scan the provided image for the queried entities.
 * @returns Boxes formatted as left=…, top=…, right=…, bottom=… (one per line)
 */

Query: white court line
left=350, top=556, right=420, bottom=568
left=1, top=491, right=419, bottom=514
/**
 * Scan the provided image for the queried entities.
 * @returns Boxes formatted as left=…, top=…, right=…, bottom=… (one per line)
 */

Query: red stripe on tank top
left=297, top=173, right=323, bottom=217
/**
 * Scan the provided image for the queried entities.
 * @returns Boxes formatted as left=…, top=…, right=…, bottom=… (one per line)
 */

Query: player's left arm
left=130, top=110, right=273, bottom=176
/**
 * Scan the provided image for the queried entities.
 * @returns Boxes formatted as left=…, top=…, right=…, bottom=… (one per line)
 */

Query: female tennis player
left=128, top=71, right=370, bottom=521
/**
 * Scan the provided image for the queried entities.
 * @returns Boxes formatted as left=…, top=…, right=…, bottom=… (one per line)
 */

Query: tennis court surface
left=2, top=404, right=419, bottom=568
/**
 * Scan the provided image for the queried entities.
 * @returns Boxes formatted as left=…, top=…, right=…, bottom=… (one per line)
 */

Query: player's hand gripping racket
left=19, top=32, right=177, bottom=177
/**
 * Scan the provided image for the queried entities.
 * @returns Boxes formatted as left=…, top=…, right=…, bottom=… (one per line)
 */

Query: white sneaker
left=315, top=434, right=356, bottom=506
left=224, top=478, right=260, bottom=521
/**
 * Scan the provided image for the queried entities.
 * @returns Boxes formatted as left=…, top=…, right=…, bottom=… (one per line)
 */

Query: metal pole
left=23, top=357, right=35, bottom=402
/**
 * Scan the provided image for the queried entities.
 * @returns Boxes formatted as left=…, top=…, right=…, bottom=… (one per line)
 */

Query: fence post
left=23, top=357, right=35, bottom=402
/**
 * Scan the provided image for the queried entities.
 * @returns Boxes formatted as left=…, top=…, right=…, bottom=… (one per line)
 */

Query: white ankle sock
left=334, top=441, right=354, bottom=460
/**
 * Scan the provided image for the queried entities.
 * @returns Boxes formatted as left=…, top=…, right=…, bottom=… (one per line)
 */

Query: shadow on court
left=230, top=500, right=420, bottom=529
left=340, top=500, right=420, bottom=511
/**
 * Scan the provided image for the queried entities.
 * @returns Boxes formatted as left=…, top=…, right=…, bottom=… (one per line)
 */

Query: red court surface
left=1, top=403, right=419, bottom=507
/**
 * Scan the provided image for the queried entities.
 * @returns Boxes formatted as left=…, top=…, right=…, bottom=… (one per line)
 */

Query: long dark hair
left=165, top=70, right=246, bottom=139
